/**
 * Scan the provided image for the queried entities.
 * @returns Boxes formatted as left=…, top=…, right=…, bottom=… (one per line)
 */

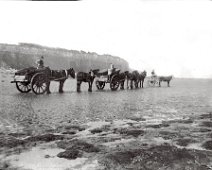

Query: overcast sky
left=0, top=0, right=212, bottom=78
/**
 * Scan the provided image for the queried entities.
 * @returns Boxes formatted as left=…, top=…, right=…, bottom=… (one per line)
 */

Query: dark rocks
left=8, top=132, right=27, bottom=138
left=99, top=144, right=211, bottom=170
left=56, top=139, right=100, bottom=160
left=57, top=149, right=82, bottom=160
left=202, top=140, right=212, bottom=150
left=57, top=139, right=100, bottom=153
left=103, top=150, right=141, bottom=165
left=127, top=117, right=146, bottom=122
left=0, top=136, right=25, bottom=148
left=167, top=119, right=194, bottom=124
left=176, top=138, right=196, bottom=147
left=61, top=131, right=76, bottom=135
left=45, top=155, right=51, bottom=158
left=197, top=128, right=211, bottom=133
left=64, top=125, right=86, bottom=131
left=56, top=125, right=86, bottom=134
left=114, top=128, right=145, bottom=137
left=199, top=113, right=212, bottom=120
left=0, top=161, right=10, bottom=170
left=146, top=123, right=170, bottom=129
left=159, top=131, right=180, bottom=140
left=90, top=125, right=111, bottom=134
left=200, top=121, right=212, bottom=128
left=26, top=134, right=64, bottom=142
left=0, top=134, right=64, bottom=148
left=90, top=128, right=103, bottom=134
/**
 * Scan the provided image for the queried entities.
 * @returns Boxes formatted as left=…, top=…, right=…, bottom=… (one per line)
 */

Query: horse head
left=124, top=71, right=130, bottom=79
left=168, top=75, right=173, bottom=81
left=141, top=70, right=147, bottom=77
left=89, top=69, right=99, bottom=77
left=67, top=68, right=75, bottom=79
left=132, top=70, right=139, bottom=79
left=92, top=69, right=100, bottom=75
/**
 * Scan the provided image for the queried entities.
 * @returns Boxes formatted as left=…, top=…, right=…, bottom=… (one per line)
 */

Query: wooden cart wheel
left=16, top=82, right=31, bottom=93
left=96, top=81, right=105, bottom=90
left=31, top=73, right=48, bottom=95
left=148, top=79, right=156, bottom=87
left=110, top=75, right=119, bottom=91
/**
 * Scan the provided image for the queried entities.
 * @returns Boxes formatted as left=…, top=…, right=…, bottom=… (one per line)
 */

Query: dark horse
left=158, top=75, right=173, bottom=87
left=117, top=71, right=127, bottom=90
left=126, top=70, right=140, bottom=89
left=138, top=70, right=147, bottom=88
left=76, top=69, right=99, bottom=92
left=45, top=67, right=75, bottom=94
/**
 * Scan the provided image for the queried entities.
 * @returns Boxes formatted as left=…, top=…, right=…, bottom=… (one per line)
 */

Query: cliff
left=0, top=43, right=129, bottom=72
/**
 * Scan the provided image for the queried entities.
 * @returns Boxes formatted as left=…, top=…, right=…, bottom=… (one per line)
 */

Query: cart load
left=11, top=67, right=50, bottom=94
left=95, top=68, right=122, bottom=91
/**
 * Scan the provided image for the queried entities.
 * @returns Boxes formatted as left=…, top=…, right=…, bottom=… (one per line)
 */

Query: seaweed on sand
left=202, top=140, right=212, bottom=150
left=0, top=136, right=25, bottom=148
left=0, top=134, right=64, bottom=148
left=200, top=121, right=212, bottom=128
left=99, top=144, right=212, bottom=170
left=25, top=134, right=64, bottom=142
left=57, top=139, right=100, bottom=153
left=199, top=113, right=212, bottom=120
left=114, top=128, right=145, bottom=137
left=57, top=149, right=82, bottom=160
left=176, top=138, right=196, bottom=147
left=90, top=125, right=111, bottom=134
left=56, top=139, right=100, bottom=160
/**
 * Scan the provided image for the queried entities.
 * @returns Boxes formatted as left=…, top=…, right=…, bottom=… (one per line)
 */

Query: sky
left=0, top=0, right=212, bottom=78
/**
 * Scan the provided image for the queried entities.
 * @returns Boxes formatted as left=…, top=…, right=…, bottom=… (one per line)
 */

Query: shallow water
left=1, top=73, right=212, bottom=134
left=4, top=143, right=90, bottom=170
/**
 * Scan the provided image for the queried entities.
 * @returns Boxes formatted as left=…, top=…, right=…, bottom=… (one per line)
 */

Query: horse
left=158, top=75, right=173, bottom=87
left=45, top=67, right=75, bottom=94
left=138, top=70, right=147, bottom=88
left=126, top=70, right=140, bottom=89
left=117, top=71, right=127, bottom=90
left=76, top=69, right=99, bottom=92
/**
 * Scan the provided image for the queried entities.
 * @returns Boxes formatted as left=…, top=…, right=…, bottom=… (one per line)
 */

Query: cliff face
left=0, top=43, right=129, bottom=72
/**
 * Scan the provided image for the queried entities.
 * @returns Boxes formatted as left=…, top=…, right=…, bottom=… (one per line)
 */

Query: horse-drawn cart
left=11, top=67, right=75, bottom=95
left=147, top=76, right=159, bottom=87
left=11, top=67, right=50, bottom=95
left=95, top=68, right=123, bottom=91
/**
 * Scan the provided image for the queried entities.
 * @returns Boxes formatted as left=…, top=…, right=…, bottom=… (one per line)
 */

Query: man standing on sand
left=36, top=56, right=44, bottom=69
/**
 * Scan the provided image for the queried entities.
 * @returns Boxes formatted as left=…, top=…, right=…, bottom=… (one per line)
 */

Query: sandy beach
left=0, top=70, right=212, bottom=170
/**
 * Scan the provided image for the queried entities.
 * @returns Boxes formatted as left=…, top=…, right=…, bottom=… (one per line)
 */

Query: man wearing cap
left=36, top=56, right=44, bottom=69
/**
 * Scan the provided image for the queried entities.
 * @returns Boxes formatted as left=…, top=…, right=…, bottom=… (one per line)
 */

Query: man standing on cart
left=108, top=63, right=115, bottom=81
left=36, top=56, right=45, bottom=69
left=151, top=70, right=156, bottom=77
left=151, top=69, right=157, bottom=82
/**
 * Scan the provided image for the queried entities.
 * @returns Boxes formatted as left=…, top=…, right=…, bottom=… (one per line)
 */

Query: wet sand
left=0, top=70, right=212, bottom=169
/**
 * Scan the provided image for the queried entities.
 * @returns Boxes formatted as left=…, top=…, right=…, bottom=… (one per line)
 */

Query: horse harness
left=50, top=69, right=69, bottom=81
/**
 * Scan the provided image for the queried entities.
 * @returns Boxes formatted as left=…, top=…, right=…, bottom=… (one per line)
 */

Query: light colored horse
left=158, top=75, right=173, bottom=87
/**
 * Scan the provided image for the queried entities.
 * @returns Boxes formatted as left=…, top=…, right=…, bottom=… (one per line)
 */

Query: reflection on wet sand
left=1, top=72, right=212, bottom=169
